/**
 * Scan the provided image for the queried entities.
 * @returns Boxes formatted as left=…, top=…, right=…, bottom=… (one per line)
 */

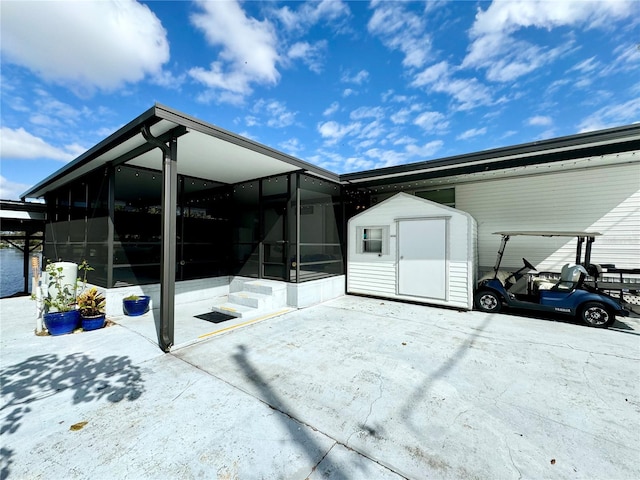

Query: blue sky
left=1, top=0, right=639, bottom=200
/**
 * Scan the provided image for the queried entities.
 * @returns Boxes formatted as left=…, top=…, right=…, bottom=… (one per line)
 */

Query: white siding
left=449, top=262, right=469, bottom=306
left=347, top=193, right=476, bottom=310
left=347, top=262, right=396, bottom=295
left=456, top=162, right=640, bottom=273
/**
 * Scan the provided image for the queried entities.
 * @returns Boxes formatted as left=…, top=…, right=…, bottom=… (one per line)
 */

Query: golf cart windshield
left=491, top=231, right=602, bottom=276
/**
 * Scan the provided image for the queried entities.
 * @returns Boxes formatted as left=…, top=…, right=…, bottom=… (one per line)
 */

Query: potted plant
left=77, top=287, right=106, bottom=331
left=122, top=294, right=151, bottom=316
left=42, top=261, right=80, bottom=335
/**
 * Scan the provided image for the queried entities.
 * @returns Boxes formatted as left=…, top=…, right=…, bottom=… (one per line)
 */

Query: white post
left=32, top=256, right=44, bottom=334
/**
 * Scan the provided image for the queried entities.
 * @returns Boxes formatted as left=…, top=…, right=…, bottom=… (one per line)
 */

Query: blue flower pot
left=123, top=296, right=150, bottom=316
left=44, top=310, right=80, bottom=336
left=81, top=314, right=106, bottom=331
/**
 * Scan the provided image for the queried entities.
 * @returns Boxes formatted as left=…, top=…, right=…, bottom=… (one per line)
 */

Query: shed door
left=398, top=218, right=447, bottom=300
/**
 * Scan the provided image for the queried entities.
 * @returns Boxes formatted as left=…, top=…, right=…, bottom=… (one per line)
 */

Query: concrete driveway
left=1, top=295, right=639, bottom=479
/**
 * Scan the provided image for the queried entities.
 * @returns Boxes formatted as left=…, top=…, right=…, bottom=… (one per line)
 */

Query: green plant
left=43, top=261, right=77, bottom=313
left=124, top=294, right=140, bottom=301
left=78, top=259, right=94, bottom=287
left=77, top=287, right=106, bottom=317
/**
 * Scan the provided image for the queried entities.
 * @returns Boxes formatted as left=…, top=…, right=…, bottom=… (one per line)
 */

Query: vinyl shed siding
left=347, top=262, right=396, bottom=295
left=456, top=161, right=640, bottom=273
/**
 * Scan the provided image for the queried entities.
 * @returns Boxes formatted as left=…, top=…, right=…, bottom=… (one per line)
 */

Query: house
left=20, top=104, right=640, bottom=350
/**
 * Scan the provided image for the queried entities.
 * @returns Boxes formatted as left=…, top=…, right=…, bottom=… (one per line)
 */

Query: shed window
left=358, top=226, right=389, bottom=254
left=363, top=228, right=382, bottom=253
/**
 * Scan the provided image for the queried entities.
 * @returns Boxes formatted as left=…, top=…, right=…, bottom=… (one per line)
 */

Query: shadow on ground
left=0, top=353, right=145, bottom=480
left=232, top=344, right=350, bottom=480
left=400, top=314, right=493, bottom=435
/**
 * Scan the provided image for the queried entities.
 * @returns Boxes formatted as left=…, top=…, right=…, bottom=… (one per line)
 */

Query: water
left=0, top=248, right=40, bottom=298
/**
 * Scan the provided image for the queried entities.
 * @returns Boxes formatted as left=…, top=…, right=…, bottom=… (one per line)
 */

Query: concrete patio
left=1, top=294, right=639, bottom=479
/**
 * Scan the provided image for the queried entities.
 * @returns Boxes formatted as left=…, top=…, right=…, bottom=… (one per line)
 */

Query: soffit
left=21, top=105, right=337, bottom=199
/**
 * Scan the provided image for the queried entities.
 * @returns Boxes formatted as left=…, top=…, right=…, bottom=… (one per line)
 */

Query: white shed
left=347, top=192, right=477, bottom=310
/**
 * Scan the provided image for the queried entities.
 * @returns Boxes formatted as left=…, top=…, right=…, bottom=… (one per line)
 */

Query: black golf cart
left=474, top=231, right=630, bottom=327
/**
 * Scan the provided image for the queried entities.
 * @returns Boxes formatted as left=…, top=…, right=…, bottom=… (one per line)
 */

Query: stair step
left=244, top=280, right=287, bottom=295
left=211, top=303, right=255, bottom=319
left=228, top=291, right=270, bottom=308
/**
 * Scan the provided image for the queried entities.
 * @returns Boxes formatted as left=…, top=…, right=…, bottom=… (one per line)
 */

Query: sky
left=1, top=0, right=639, bottom=200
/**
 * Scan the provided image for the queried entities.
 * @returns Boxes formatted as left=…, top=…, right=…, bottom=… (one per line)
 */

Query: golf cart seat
left=532, top=276, right=556, bottom=291
left=553, top=264, right=588, bottom=291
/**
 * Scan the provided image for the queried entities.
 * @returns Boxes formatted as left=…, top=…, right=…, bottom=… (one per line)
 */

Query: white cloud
left=405, top=140, right=444, bottom=158
left=414, top=111, right=449, bottom=133
left=255, top=100, right=297, bottom=128
left=389, top=103, right=424, bottom=124
left=323, top=102, right=340, bottom=116
left=342, top=70, right=370, bottom=85
left=570, top=56, right=600, bottom=74
left=350, top=106, right=384, bottom=120
left=0, top=127, right=78, bottom=161
left=287, top=41, right=327, bottom=73
left=359, top=120, right=386, bottom=140
left=0, top=0, right=169, bottom=93
left=363, top=139, right=443, bottom=168
left=189, top=0, right=280, bottom=97
left=412, top=61, right=493, bottom=111
left=457, top=127, right=487, bottom=140
left=343, top=89, right=356, bottom=97
left=368, top=1, right=431, bottom=69
left=279, top=138, right=303, bottom=155
left=0, top=175, right=32, bottom=201
left=317, top=120, right=361, bottom=145
left=527, top=115, right=553, bottom=127
left=463, top=0, right=637, bottom=82
left=274, top=0, right=350, bottom=33
left=577, top=98, right=640, bottom=132
left=601, top=42, right=640, bottom=77
left=150, top=70, right=187, bottom=90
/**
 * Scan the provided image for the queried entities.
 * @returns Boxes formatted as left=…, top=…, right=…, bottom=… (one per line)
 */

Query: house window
left=415, top=188, right=455, bottom=207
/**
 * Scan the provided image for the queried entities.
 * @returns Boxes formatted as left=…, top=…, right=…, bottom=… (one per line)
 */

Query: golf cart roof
left=494, top=231, right=602, bottom=238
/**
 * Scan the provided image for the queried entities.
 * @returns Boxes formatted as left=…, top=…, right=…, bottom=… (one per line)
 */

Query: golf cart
left=474, top=231, right=629, bottom=327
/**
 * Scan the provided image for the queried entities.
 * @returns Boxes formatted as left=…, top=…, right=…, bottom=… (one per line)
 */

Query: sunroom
left=22, top=104, right=346, bottom=350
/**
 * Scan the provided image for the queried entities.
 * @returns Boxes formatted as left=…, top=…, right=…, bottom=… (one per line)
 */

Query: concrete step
left=211, top=302, right=255, bottom=319
left=228, top=291, right=271, bottom=309
left=215, top=278, right=289, bottom=319
left=243, top=280, right=287, bottom=295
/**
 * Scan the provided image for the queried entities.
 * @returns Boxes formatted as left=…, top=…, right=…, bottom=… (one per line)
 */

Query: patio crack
left=346, top=368, right=384, bottom=447
left=174, top=353, right=409, bottom=479
left=506, top=441, right=523, bottom=480
left=304, top=441, right=336, bottom=480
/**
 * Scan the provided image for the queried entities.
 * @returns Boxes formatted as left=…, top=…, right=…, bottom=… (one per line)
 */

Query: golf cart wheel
left=475, top=290, right=502, bottom=313
left=580, top=302, right=614, bottom=328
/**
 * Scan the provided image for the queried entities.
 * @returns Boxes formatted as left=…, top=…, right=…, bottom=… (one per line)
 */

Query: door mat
left=194, top=312, right=236, bottom=324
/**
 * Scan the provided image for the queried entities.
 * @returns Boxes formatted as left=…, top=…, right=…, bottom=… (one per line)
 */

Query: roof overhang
left=21, top=103, right=340, bottom=200
left=341, top=123, right=640, bottom=188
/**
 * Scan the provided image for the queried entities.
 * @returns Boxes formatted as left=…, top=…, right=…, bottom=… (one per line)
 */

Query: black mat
left=194, top=312, right=236, bottom=324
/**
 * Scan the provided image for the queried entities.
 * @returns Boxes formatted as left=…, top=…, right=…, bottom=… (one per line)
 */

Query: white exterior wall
left=456, top=160, right=640, bottom=274
left=347, top=193, right=476, bottom=310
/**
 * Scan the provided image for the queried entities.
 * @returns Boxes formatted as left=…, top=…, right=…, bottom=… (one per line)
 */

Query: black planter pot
left=122, top=296, right=151, bottom=316
left=81, top=314, right=106, bottom=331
left=44, top=310, right=80, bottom=336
